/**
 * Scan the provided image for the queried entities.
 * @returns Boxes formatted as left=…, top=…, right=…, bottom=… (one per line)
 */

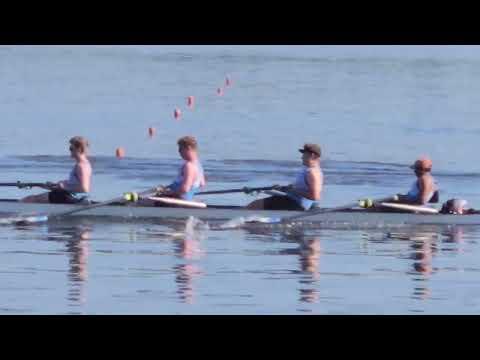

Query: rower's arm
left=199, top=171, right=206, bottom=188
left=418, top=176, right=434, bottom=205
left=397, top=177, right=433, bottom=205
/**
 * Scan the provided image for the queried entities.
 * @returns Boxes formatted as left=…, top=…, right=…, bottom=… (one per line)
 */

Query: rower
left=21, top=136, right=92, bottom=204
left=247, top=143, right=323, bottom=211
left=395, top=156, right=439, bottom=205
left=141, top=136, right=206, bottom=206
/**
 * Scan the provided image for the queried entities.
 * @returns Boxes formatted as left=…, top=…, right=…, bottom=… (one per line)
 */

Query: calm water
left=1, top=45, right=480, bottom=314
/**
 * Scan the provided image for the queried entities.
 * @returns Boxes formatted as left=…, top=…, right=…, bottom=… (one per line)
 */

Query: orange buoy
left=187, top=96, right=195, bottom=109
left=148, top=127, right=156, bottom=138
left=225, top=76, right=231, bottom=87
left=116, top=147, right=125, bottom=158
left=217, top=87, right=223, bottom=96
left=174, top=108, right=182, bottom=120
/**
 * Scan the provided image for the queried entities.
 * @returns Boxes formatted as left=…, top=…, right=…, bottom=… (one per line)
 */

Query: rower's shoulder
left=307, top=166, right=323, bottom=176
left=184, top=161, right=196, bottom=169
left=183, top=161, right=202, bottom=176
left=420, top=173, right=435, bottom=183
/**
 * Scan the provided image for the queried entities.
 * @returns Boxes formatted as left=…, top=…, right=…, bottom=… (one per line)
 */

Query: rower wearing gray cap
left=247, top=143, right=323, bottom=211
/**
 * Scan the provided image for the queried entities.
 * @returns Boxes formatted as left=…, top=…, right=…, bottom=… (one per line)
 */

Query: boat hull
left=1, top=200, right=480, bottom=226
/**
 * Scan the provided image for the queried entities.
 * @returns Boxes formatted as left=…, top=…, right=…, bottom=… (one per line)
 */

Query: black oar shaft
left=197, top=186, right=279, bottom=195
left=0, top=182, right=47, bottom=188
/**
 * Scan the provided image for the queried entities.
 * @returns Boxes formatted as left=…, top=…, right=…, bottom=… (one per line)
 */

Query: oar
left=251, top=195, right=399, bottom=225
left=197, top=185, right=283, bottom=195
left=16, top=186, right=163, bottom=224
left=50, top=187, right=162, bottom=218
left=280, top=195, right=399, bottom=223
left=0, top=182, right=51, bottom=189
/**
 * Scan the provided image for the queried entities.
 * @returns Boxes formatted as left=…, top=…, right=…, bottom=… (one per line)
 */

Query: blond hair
left=177, top=136, right=198, bottom=149
left=69, top=136, right=89, bottom=154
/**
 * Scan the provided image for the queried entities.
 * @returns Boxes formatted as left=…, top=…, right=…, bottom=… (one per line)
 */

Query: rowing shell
left=1, top=199, right=480, bottom=226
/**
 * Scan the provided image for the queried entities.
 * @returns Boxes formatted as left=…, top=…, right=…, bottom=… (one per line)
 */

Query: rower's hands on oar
left=41, top=182, right=58, bottom=190
left=272, top=184, right=293, bottom=193
left=155, top=185, right=172, bottom=196
left=243, top=186, right=258, bottom=195
left=243, top=186, right=260, bottom=195
left=244, top=185, right=290, bottom=195
left=16, top=182, right=31, bottom=189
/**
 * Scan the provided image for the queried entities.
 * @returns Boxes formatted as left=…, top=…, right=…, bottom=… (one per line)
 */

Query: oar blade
left=15, top=214, right=49, bottom=225
left=245, top=216, right=282, bottom=224
left=0, top=213, right=49, bottom=226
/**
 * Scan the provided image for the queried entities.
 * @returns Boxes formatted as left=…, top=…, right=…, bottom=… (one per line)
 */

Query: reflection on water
left=173, top=217, right=205, bottom=305
left=1, top=217, right=480, bottom=314
left=282, top=230, right=321, bottom=305
left=410, top=237, right=436, bottom=301
left=246, top=225, right=322, bottom=307
left=442, top=226, right=466, bottom=254
left=388, top=229, right=439, bottom=303
left=44, top=224, right=92, bottom=314
left=298, top=236, right=321, bottom=304
left=173, top=264, right=203, bottom=305
left=386, top=225, right=470, bottom=307
left=66, top=227, right=90, bottom=312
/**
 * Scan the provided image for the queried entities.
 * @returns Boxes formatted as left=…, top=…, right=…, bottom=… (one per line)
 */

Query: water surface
left=1, top=45, right=479, bottom=314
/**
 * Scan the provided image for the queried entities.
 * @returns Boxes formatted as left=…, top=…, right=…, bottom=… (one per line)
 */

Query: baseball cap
left=299, top=143, right=321, bottom=157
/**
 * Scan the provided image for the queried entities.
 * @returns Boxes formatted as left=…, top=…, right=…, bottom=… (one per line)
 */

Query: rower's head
left=177, top=136, right=198, bottom=161
left=299, top=143, right=321, bottom=166
left=410, top=156, right=432, bottom=176
left=69, top=136, right=89, bottom=159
